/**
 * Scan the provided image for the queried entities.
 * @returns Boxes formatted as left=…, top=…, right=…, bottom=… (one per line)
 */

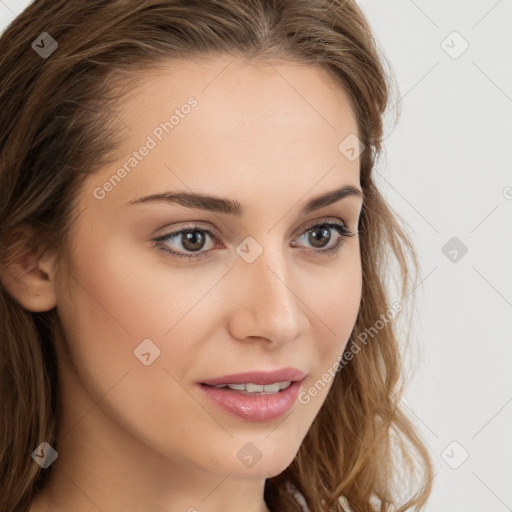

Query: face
left=51, top=56, right=363, bottom=482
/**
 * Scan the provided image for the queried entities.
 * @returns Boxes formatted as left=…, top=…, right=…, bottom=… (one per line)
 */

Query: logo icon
left=31, top=32, right=58, bottom=59
left=442, top=236, right=468, bottom=263
left=441, top=441, right=469, bottom=469
left=32, top=442, right=58, bottom=469
left=134, top=338, right=161, bottom=366
left=237, top=442, right=263, bottom=468
left=441, top=31, right=469, bottom=59
left=236, top=237, right=263, bottom=264
left=338, top=134, right=365, bottom=161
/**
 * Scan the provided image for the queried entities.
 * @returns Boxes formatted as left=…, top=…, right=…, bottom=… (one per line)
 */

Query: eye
left=291, top=220, right=357, bottom=258
left=153, top=226, right=217, bottom=261
left=152, top=220, right=358, bottom=262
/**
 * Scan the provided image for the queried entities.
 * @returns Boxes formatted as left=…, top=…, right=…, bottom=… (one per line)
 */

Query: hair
left=0, top=1, right=434, bottom=510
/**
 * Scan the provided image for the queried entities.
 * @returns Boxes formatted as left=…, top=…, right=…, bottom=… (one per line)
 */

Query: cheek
left=54, top=237, right=221, bottom=461
left=54, top=229, right=232, bottom=401
left=53, top=233, right=177, bottom=401
left=60, top=229, right=213, bottom=341
left=312, top=251, right=362, bottom=355
left=298, top=252, right=362, bottom=408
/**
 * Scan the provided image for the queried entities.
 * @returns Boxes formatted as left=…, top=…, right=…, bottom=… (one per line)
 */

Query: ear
left=0, top=227, right=58, bottom=312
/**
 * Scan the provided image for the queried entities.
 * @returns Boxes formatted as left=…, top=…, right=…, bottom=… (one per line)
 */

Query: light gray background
left=1, top=1, right=511, bottom=510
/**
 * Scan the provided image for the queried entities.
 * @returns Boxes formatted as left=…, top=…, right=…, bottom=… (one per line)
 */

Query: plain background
left=1, top=1, right=511, bottom=510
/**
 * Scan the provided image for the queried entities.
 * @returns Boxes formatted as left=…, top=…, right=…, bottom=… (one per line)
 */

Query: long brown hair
left=0, top=1, right=434, bottom=510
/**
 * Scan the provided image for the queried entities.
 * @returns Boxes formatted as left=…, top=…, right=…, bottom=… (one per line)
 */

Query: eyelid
left=293, top=216, right=351, bottom=238
left=154, top=220, right=223, bottom=241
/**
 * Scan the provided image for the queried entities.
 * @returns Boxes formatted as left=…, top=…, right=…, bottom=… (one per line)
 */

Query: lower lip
left=198, top=381, right=303, bottom=422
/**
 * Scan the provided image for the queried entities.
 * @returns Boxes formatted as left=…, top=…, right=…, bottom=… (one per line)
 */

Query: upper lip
left=200, top=367, right=306, bottom=386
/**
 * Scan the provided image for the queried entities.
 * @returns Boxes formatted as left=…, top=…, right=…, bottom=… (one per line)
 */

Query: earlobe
left=0, top=231, right=58, bottom=313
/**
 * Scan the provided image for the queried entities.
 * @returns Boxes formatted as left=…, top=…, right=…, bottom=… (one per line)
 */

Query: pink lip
left=200, top=367, right=306, bottom=386
left=198, top=368, right=307, bottom=422
left=198, top=380, right=304, bottom=422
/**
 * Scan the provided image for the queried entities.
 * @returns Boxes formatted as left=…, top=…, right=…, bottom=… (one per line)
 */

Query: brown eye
left=305, top=225, right=333, bottom=248
left=153, top=226, right=216, bottom=261
left=292, top=221, right=357, bottom=256
left=179, top=229, right=208, bottom=252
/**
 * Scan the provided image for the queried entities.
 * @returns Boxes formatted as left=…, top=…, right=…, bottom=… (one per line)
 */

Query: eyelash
left=152, top=220, right=358, bottom=262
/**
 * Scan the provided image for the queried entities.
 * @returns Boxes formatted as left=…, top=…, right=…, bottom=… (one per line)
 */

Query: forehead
left=118, top=55, right=358, bottom=135
left=84, top=55, right=361, bottom=211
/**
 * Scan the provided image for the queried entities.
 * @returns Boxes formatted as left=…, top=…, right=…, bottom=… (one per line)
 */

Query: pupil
left=309, top=226, right=330, bottom=248
left=183, top=230, right=204, bottom=251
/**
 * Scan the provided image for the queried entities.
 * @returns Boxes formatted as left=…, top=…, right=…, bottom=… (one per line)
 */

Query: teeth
left=212, top=381, right=292, bottom=393
left=225, top=383, right=245, bottom=391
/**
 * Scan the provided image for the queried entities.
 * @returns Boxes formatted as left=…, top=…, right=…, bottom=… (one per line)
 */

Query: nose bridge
left=228, top=238, right=309, bottom=343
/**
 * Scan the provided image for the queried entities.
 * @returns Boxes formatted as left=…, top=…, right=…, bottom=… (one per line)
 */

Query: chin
left=237, top=443, right=299, bottom=479
left=225, top=458, right=293, bottom=480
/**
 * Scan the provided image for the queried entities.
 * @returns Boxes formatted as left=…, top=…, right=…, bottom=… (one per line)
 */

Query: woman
left=0, top=1, right=434, bottom=511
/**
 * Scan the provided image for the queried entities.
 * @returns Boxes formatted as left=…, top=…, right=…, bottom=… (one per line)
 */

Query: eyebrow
left=128, top=184, right=364, bottom=216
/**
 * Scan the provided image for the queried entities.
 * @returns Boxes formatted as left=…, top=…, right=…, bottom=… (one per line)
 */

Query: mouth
left=197, top=368, right=307, bottom=422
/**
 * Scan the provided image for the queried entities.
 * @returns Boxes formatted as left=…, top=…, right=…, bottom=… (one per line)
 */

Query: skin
left=5, top=55, right=363, bottom=512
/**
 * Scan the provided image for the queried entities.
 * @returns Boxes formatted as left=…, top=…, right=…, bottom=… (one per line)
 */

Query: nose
left=226, top=244, right=310, bottom=346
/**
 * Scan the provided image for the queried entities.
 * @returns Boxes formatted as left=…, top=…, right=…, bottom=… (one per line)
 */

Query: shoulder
left=284, top=479, right=354, bottom=512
